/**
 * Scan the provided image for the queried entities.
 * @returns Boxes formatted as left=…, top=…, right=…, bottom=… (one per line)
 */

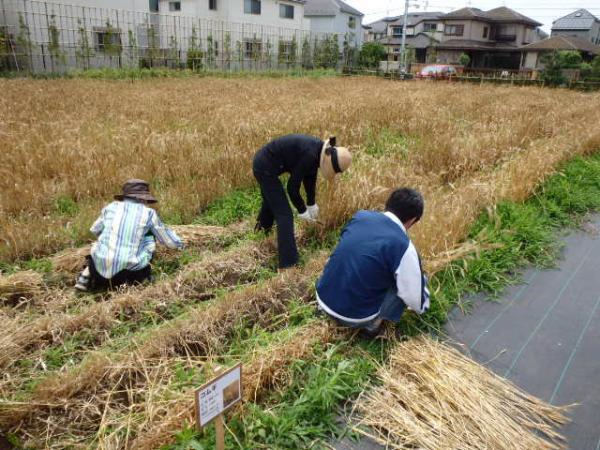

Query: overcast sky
left=345, top=0, right=600, bottom=32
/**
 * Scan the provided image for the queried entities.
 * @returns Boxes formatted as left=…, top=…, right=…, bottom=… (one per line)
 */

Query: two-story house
left=363, top=18, right=391, bottom=43
left=435, top=7, right=542, bottom=69
left=304, top=0, right=364, bottom=48
left=377, top=12, right=444, bottom=63
left=551, top=9, right=600, bottom=45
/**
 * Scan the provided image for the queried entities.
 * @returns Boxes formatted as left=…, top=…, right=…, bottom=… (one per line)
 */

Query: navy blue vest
left=316, top=211, right=409, bottom=320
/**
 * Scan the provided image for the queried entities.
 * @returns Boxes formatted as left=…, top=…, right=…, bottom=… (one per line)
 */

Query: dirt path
left=446, top=214, right=600, bottom=450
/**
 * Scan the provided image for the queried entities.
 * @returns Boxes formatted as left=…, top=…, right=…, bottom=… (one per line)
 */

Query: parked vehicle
left=416, top=65, right=458, bottom=79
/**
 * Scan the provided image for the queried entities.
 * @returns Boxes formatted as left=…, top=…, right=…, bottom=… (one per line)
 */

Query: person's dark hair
left=385, top=188, right=424, bottom=223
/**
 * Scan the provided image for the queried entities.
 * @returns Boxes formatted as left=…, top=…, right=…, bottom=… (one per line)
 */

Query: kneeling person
left=75, top=179, right=183, bottom=291
left=316, top=188, right=429, bottom=336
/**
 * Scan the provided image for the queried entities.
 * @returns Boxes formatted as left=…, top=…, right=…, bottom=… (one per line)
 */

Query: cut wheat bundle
left=352, top=335, right=569, bottom=450
left=0, top=271, right=45, bottom=306
left=49, top=224, right=237, bottom=274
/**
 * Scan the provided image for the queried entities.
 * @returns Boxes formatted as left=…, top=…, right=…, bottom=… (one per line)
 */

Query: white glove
left=307, top=204, right=319, bottom=220
left=298, top=210, right=316, bottom=222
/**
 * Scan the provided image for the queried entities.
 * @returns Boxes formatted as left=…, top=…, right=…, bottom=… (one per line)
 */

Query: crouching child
left=75, top=179, right=184, bottom=291
left=316, top=188, right=430, bottom=338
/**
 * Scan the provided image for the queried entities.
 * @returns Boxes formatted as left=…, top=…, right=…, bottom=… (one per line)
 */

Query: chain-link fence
left=0, top=0, right=362, bottom=73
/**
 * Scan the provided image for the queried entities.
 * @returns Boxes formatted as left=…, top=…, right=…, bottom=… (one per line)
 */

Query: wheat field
left=1, top=76, right=600, bottom=448
left=2, top=77, right=600, bottom=262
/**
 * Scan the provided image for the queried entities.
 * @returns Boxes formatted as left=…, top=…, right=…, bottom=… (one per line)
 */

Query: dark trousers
left=253, top=169, right=298, bottom=268
left=86, top=255, right=152, bottom=290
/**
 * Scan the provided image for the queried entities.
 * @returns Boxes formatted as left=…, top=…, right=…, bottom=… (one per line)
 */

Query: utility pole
left=399, top=0, right=410, bottom=73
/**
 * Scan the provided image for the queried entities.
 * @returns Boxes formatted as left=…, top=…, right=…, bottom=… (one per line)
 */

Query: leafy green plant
left=17, top=12, right=34, bottom=70
left=195, top=187, right=262, bottom=226
left=53, top=195, right=79, bottom=216
left=358, top=41, right=386, bottom=69
left=75, top=20, right=93, bottom=69
left=101, top=21, right=122, bottom=57
left=168, top=35, right=180, bottom=67
left=301, top=36, right=312, bottom=69
left=47, top=14, right=66, bottom=70
left=206, top=34, right=215, bottom=68
left=187, top=26, right=203, bottom=71
left=458, top=52, right=470, bottom=67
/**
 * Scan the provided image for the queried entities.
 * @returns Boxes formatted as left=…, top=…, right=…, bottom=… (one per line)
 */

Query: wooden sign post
left=195, top=363, right=243, bottom=450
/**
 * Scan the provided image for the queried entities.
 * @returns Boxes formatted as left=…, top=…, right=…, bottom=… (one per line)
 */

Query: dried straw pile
left=353, top=336, right=568, bottom=450
left=0, top=271, right=44, bottom=305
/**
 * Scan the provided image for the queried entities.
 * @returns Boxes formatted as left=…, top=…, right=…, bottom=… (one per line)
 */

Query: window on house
left=495, top=24, right=516, bottom=41
left=244, top=39, right=262, bottom=58
left=244, top=0, right=261, bottom=15
left=209, top=0, right=217, bottom=10
left=279, top=40, right=293, bottom=59
left=423, top=22, right=437, bottom=32
left=149, top=0, right=158, bottom=12
left=348, top=16, right=356, bottom=29
left=169, top=1, right=181, bottom=11
left=392, top=26, right=403, bottom=37
left=483, top=26, right=488, bottom=38
left=444, top=24, right=464, bottom=36
left=279, top=4, right=294, bottom=19
left=94, top=26, right=122, bottom=52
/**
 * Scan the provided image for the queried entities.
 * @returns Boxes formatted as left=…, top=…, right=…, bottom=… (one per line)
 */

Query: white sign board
left=195, top=363, right=243, bottom=428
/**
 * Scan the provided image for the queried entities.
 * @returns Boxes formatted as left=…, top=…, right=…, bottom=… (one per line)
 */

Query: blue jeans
left=334, top=288, right=406, bottom=330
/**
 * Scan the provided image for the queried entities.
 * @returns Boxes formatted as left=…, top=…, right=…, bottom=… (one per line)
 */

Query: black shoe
left=358, top=324, right=383, bottom=340
left=254, top=222, right=272, bottom=235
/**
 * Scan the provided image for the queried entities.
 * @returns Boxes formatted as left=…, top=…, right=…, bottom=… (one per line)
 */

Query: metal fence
left=0, top=0, right=361, bottom=73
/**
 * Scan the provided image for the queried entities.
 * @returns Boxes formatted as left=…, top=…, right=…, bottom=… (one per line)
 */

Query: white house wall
left=308, top=12, right=362, bottom=47
left=158, top=0, right=311, bottom=31
left=1, top=0, right=338, bottom=72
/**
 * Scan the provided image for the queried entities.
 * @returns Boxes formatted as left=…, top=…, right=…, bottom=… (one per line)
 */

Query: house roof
left=551, top=9, right=599, bottom=30
left=385, top=12, right=444, bottom=27
left=365, top=19, right=390, bottom=34
left=304, top=0, right=364, bottom=17
left=435, top=39, right=520, bottom=51
left=486, top=7, right=541, bottom=26
left=441, top=6, right=541, bottom=26
left=442, top=7, right=488, bottom=20
left=336, top=0, right=363, bottom=16
left=381, top=33, right=440, bottom=49
left=521, top=35, right=600, bottom=54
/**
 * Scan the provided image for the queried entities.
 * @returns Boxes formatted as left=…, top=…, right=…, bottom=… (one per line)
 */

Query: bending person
left=253, top=134, right=351, bottom=269
left=316, top=188, right=430, bottom=338
left=75, top=179, right=183, bottom=291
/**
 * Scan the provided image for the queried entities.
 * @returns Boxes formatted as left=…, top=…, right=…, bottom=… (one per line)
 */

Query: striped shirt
left=90, top=200, right=183, bottom=279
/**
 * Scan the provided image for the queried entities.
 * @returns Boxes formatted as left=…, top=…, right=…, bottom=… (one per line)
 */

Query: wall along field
left=1, top=76, right=600, bottom=449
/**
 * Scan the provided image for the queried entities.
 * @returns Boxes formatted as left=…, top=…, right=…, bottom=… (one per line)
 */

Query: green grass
left=0, top=68, right=340, bottom=81
left=195, top=186, right=262, bottom=227
left=364, top=127, right=411, bottom=158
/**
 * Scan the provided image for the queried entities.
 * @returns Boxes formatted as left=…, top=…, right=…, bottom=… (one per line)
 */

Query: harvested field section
left=0, top=255, right=326, bottom=442
left=0, top=237, right=277, bottom=396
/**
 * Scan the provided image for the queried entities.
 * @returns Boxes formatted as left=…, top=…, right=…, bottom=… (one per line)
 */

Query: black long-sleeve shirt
left=253, top=134, right=323, bottom=213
